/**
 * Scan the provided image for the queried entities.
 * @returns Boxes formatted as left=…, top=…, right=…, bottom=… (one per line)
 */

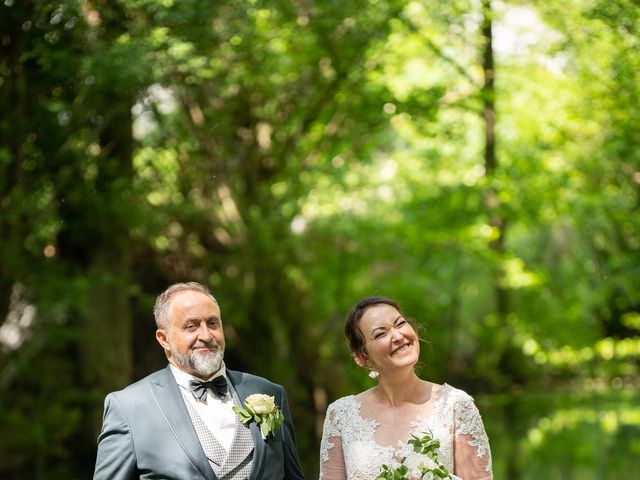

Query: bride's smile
left=390, top=343, right=412, bottom=356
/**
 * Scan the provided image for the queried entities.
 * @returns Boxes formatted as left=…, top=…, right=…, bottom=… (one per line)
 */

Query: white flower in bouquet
left=377, top=431, right=451, bottom=480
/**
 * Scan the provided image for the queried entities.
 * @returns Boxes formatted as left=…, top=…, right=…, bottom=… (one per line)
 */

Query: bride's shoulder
left=439, top=383, right=478, bottom=407
left=326, top=394, right=358, bottom=412
left=324, top=394, right=361, bottom=425
left=326, top=387, right=376, bottom=414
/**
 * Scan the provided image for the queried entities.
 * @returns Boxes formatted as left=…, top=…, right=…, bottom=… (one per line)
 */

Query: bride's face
left=357, top=303, right=420, bottom=374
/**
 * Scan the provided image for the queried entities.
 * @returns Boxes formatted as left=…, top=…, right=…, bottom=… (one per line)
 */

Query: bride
left=320, top=296, right=493, bottom=480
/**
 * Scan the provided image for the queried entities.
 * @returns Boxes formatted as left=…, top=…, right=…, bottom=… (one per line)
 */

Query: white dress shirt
left=170, top=363, right=237, bottom=451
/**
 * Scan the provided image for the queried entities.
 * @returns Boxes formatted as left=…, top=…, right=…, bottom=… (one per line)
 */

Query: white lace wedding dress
left=320, top=384, right=492, bottom=480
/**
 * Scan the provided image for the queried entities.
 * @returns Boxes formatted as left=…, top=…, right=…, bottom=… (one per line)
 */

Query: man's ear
left=156, top=329, right=170, bottom=351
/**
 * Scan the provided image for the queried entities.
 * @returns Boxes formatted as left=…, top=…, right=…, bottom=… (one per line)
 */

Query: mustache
left=192, top=341, right=220, bottom=350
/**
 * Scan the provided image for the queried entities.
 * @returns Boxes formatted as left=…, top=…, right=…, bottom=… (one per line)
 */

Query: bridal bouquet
left=377, top=431, right=451, bottom=480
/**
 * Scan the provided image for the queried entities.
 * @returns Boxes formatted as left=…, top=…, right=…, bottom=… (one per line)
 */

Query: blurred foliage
left=0, top=0, right=639, bottom=478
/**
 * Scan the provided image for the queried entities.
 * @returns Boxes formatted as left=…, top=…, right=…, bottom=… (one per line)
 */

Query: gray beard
left=172, top=345, right=224, bottom=378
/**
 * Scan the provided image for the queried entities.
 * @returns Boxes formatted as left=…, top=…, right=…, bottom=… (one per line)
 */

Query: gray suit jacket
left=93, top=366, right=305, bottom=480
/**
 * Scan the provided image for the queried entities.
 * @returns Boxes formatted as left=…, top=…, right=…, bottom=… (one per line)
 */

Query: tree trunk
left=480, top=2, right=520, bottom=479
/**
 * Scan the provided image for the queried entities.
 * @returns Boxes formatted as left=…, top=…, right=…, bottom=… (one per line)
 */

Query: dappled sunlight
left=519, top=334, right=640, bottom=377
left=1, top=0, right=639, bottom=478
left=523, top=404, right=640, bottom=477
left=0, top=284, right=36, bottom=352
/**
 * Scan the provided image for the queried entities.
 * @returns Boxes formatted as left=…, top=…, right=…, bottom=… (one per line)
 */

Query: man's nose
left=197, top=323, right=213, bottom=340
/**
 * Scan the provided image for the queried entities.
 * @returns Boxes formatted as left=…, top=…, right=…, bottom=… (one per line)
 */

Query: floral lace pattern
left=320, top=384, right=492, bottom=480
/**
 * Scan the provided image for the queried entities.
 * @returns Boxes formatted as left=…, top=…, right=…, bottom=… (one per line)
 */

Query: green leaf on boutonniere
left=233, top=393, right=285, bottom=439
left=234, top=408, right=253, bottom=424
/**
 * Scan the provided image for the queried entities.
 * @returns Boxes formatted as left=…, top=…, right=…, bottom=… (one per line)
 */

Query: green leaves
left=232, top=406, right=254, bottom=424
left=232, top=395, right=285, bottom=439
left=408, top=432, right=441, bottom=455
left=259, top=409, right=285, bottom=438
left=378, top=463, right=409, bottom=480
left=2, top=0, right=640, bottom=478
left=377, top=430, right=451, bottom=479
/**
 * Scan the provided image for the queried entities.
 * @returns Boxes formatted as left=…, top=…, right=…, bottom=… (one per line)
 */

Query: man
left=94, top=282, right=305, bottom=480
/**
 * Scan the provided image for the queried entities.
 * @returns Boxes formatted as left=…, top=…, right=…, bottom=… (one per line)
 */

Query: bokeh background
left=1, top=0, right=639, bottom=478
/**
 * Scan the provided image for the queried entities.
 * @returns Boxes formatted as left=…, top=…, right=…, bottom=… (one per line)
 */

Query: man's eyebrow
left=183, top=314, right=219, bottom=323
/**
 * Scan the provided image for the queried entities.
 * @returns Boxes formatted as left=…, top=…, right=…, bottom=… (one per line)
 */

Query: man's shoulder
left=108, top=366, right=172, bottom=399
left=227, top=369, right=283, bottom=393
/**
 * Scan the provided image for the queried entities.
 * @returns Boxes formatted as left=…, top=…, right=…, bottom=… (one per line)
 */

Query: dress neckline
left=347, top=383, right=451, bottom=452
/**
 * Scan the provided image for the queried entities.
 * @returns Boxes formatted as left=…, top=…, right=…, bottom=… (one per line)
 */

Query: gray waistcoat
left=180, top=384, right=254, bottom=479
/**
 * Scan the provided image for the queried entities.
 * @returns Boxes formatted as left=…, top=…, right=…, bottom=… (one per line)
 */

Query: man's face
left=156, top=290, right=225, bottom=379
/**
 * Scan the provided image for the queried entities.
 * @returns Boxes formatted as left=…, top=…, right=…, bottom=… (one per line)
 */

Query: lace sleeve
left=453, top=392, right=493, bottom=480
left=319, top=402, right=347, bottom=480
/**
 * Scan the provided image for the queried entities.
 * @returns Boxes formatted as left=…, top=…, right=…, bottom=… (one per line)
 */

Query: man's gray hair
left=153, top=281, right=218, bottom=329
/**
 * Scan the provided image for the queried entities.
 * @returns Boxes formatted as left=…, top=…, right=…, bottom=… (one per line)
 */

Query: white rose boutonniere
left=233, top=393, right=284, bottom=439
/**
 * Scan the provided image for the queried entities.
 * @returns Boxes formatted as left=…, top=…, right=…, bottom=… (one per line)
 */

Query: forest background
left=1, top=0, right=639, bottom=479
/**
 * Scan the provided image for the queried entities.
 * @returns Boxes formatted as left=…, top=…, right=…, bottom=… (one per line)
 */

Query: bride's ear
left=354, top=352, right=367, bottom=368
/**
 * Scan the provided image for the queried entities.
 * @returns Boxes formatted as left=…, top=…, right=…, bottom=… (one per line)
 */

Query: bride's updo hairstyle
left=345, top=296, right=417, bottom=357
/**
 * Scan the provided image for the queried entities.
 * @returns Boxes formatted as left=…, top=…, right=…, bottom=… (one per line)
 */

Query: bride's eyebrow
left=371, top=327, right=384, bottom=335
left=370, top=325, right=386, bottom=337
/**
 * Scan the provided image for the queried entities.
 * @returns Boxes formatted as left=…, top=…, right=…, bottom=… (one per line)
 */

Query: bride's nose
left=390, top=328, right=404, bottom=342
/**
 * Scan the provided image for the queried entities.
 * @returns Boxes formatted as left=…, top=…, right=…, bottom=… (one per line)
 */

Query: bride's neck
left=374, top=369, right=424, bottom=406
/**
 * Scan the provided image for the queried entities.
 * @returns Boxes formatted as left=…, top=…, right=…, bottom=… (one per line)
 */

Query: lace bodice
left=320, top=384, right=492, bottom=480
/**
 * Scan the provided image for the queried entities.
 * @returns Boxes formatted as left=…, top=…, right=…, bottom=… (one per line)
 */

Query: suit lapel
left=150, top=366, right=217, bottom=480
left=227, top=370, right=266, bottom=480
